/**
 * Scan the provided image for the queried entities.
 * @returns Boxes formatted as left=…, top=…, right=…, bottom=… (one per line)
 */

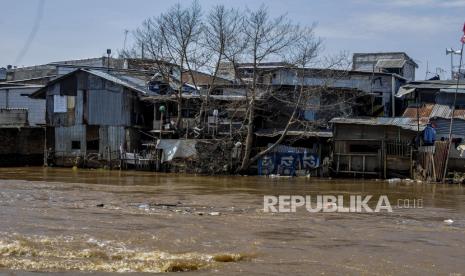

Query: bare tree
left=242, top=26, right=324, bottom=168
left=125, top=1, right=203, bottom=129
left=125, top=3, right=363, bottom=174
left=234, top=6, right=300, bottom=172
left=200, top=5, right=244, bottom=129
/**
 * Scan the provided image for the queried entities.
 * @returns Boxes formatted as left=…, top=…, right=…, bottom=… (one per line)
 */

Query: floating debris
left=444, top=219, right=454, bottom=225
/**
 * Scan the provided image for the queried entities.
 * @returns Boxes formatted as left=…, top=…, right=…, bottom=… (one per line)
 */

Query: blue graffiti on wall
left=258, top=151, right=320, bottom=176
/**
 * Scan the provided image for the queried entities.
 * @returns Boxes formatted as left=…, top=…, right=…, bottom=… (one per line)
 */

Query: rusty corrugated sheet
left=402, top=104, right=465, bottom=120
left=430, top=104, right=465, bottom=119
left=402, top=104, right=434, bottom=118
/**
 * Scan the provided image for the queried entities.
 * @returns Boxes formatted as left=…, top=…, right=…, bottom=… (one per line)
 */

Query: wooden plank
left=362, top=155, right=366, bottom=173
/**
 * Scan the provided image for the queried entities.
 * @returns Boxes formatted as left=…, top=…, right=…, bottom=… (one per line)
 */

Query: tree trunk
left=239, top=100, right=255, bottom=172
left=175, top=61, right=184, bottom=129
left=175, top=96, right=182, bottom=129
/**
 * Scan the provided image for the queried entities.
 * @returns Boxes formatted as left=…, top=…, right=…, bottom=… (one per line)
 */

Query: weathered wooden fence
left=417, top=141, right=448, bottom=182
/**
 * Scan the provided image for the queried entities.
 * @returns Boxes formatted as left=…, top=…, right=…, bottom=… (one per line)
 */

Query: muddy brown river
left=0, top=167, right=464, bottom=275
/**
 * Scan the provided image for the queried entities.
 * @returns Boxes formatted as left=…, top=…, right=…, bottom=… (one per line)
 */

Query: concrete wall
left=0, top=127, right=44, bottom=166
left=271, top=69, right=403, bottom=116
left=0, top=68, right=6, bottom=81
left=353, top=53, right=416, bottom=81
left=0, top=109, right=28, bottom=126
left=6, top=64, right=56, bottom=81
left=0, top=86, right=45, bottom=126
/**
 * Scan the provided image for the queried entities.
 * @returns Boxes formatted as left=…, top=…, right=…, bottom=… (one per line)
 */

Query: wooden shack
left=330, top=117, right=423, bottom=178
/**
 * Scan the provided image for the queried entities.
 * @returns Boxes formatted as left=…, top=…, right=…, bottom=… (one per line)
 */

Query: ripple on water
left=0, top=233, right=251, bottom=273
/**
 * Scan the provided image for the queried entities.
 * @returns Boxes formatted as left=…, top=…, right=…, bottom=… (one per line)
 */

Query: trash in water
left=209, top=212, right=221, bottom=216
left=444, top=219, right=454, bottom=225
left=138, top=203, right=150, bottom=210
left=403, top=178, right=414, bottom=184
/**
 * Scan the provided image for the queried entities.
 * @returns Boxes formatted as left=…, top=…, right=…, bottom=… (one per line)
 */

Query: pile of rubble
left=194, top=140, right=235, bottom=174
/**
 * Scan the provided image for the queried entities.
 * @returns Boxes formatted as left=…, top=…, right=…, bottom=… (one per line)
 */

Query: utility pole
left=443, top=43, right=464, bottom=182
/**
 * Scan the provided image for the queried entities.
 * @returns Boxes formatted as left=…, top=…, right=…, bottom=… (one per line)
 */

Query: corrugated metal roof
left=430, top=104, right=465, bottom=119
left=400, top=80, right=465, bottom=90
left=402, top=104, right=435, bottom=118
left=375, top=59, right=406, bottom=69
left=329, top=117, right=425, bottom=131
left=0, top=84, right=44, bottom=89
left=84, top=69, right=151, bottom=94
left=255, top=129, right=333, bottom=138
left=402, top=104, right=465, bottom=120
left=439, top=84, right=465, bottom=94
left=141, top=94, right=247, bottom=102
left=396, top=87, right=415, bottom=97
left=397, top=81, right=465, bottom=97
left=31, top=68, right=155, bottom=98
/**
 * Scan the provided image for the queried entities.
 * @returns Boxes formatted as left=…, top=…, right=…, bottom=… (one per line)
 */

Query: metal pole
left=160, top=111, right=163, bottom=139
left=442, top=42, right=464, bottom=183
left=416, top=90, right=420, bottom=148
left=43, top=126, right=47, bottom=166
left=391, top=75, right=396, bottom=117
left=5, top=89, right=9, bottom=108
left=106, top=49, right=111, bottom=72
left=451, top=53, right=454, bottom=80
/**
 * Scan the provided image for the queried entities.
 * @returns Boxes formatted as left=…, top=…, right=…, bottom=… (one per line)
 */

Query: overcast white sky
left=1, top=0, right=464, bottom=80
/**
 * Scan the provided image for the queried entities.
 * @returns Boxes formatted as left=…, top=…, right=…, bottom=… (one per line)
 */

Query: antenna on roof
left=123, top=30, right=129, bottom=52
left=446, top=47, right=462, bottom=80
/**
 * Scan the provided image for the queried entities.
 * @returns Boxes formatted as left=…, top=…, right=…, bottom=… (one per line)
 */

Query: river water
left=0, top=167, right=464, bottom=275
